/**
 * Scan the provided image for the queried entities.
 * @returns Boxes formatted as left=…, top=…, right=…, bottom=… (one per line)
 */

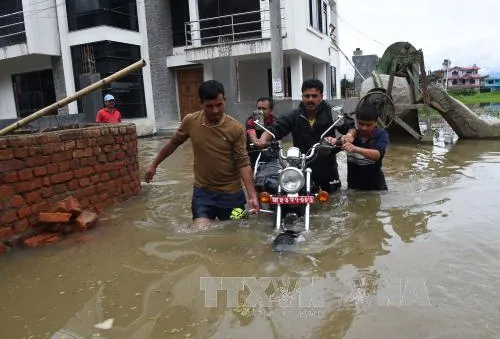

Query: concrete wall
left=0, top=55, right=53, bottom=120
left=0, top=124, right=140, bottom=238
left=0, top=0, right=60, bottom=61
left=23, top=0, right=60, bottom=57
left=237, top=59, right=271, bottom=102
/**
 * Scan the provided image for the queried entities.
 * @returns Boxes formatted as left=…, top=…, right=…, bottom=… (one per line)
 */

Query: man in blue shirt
left=342, top=103, right=389, bottom=191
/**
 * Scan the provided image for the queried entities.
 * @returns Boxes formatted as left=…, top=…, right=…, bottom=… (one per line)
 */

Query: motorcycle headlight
left=279, top=167, right=304, bottom=193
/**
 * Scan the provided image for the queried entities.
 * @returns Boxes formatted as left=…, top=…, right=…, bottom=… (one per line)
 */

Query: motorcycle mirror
left=252, top=110, right=265, bottom=124
left=331, top=106, right=344, bottom=126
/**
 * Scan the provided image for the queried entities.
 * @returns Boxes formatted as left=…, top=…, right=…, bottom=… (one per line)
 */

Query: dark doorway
left=11, top=69, right=57, bottom=119
left=197, top=0, right=261, bottom=45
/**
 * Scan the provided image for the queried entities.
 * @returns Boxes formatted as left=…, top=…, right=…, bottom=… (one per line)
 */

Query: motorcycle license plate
left=269, top=196, right=315, bottom=204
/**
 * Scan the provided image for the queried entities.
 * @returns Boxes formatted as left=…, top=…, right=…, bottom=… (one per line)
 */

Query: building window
left=66, top=0, right=139, bottom=32
left=331, top=66, right=337, bottom=97
left=0, top=0, right=26, bottom=47
left=71, top=41, right=146, bottom=119
left=469, top=79, right=475, bottom=84
left=309, top=0, right=327, bottom=34
left=196, top=0, right=261, bottom=45
left=11, top=69, right=57, bottom=119
left=171, top=0, right=190, bottom=47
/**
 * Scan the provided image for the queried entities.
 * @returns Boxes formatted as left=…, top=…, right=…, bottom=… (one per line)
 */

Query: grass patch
left=449, top=91, right=500, bottom=104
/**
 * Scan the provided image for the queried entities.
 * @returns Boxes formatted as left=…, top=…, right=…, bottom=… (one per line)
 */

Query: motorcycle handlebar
left=305, top=140, right=343, bottom=160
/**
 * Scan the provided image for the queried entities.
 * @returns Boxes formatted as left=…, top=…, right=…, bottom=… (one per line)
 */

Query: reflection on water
left=2, top=137, right=500, bottom=338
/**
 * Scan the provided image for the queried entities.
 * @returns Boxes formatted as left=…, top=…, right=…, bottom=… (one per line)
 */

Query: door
left=177, top=67, right=204, bottom=119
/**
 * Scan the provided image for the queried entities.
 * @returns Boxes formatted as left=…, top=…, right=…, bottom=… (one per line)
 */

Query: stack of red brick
left=1, top=197, right=98, bottom=252
left=0, top=124, right=141, bottom=254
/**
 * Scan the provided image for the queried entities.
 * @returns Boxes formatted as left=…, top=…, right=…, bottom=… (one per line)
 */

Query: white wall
left=285, top=0, right=332, bottom=63
left=23, top=0, right=61, bottom=56
left=0, top=55, right=53, bottom=119
left=238, top=59, right=271, bottom=102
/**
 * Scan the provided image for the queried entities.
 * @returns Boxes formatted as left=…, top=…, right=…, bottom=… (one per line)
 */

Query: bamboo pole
left=0, top=59, right=147, bottom=137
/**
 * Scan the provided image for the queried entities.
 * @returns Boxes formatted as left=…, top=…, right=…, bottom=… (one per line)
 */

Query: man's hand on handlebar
left=253, top=138, right=268, bottom=148
left=324, top=136, right=337, bottom=146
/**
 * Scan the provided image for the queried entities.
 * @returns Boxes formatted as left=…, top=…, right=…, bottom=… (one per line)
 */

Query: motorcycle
left=248, top=107, right=346, bottom=251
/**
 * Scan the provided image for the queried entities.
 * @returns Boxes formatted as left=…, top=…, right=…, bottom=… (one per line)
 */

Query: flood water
left=2, top=136, right=500, bottom=339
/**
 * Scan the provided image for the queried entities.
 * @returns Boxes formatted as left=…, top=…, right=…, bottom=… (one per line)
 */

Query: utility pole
left=270, top=0, right=284, bottom=99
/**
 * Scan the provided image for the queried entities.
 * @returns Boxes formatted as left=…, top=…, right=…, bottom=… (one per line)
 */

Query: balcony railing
left=0, top=11, right=26, bottom=48
left=184, top=8, right=286, bottom=48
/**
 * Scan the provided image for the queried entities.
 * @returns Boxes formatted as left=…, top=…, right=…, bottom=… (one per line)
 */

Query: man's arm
left=145, top=116, right=190, bottom=182
left=245, top=118, right=259, bottom=144
left=343, top=129, right=388, bottom=162
left=256, top=111, right=295, bottom=146
left=233, top=126, right=259, bottom=210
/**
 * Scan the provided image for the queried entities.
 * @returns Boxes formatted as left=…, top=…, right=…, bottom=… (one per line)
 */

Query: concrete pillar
left=143, top=0, right=179, bottom=132
left=50, top=56, right=68, bottom=115
left=317, top=62, right=327, bottom=99
left=290, top=54, right=303, bottom=100
left=203, top=62, right=213, bottom=81
left=54, top=0, right=78, bottom=115
left=188, top=0, right=201, bottom=46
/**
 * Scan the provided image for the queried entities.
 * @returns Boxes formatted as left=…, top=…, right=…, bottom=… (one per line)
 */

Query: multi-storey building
left=0, top=0, right=341, bottom=135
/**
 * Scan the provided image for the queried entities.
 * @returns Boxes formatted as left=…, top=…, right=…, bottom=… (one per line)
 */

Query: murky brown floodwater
left=2, top=136, right=500, bottom=339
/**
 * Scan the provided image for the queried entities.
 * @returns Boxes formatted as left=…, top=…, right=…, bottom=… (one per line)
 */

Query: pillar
left=188, top=0, right=201, bottom=46
left=290, top=54, right=303, bottom=100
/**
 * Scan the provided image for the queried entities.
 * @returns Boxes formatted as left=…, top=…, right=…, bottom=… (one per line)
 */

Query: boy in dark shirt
left=342, top=103, right=389, bottom=191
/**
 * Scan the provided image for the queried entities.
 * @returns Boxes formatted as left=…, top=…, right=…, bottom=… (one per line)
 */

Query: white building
left=0, top=0, right=341, bottom=136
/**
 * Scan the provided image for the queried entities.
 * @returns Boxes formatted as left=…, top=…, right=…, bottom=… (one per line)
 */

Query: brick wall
left=0, top=123, right=141, bottom=241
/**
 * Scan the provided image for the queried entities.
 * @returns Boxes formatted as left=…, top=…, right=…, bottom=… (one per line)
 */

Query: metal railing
left=0, top=11, right=26, bottom=48
left=184, top=8, right=286, bottom=47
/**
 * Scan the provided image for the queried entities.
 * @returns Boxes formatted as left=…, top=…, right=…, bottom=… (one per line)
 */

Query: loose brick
left=74, top=167, right=94, bottom=178
left=0, top=226, right=15, bottom=240
left=25, top=190, right=41, bottom=204
left=101, top=172, right=110, bottom=181
left=98, top=135, right=115, bottom=146
left=0, top=159, right=24, bottom=172
left=90, top=175, right=100, bottom=184
left=28, top=147, right=42, bottom=156
left=80, top=157, right=97, bottom=167
left=14, top=148, right=29, bottom=159
left=94, top=164, right=103, bottom=173
left=50, top=197, right=82, bottom=217
left=103, top=145, right=113, bottom=153
left=0, top=149, right=13, bottom=161
left=0, top=210, right=17, bottom=225
left=115, top=136, right=123, bottom=143
left=15, top=178, right=41, bottom=193
left=18, top=206, right=32, bottom=219
left=39, top=212, right=72, bottom=223
left=98, top=154, right=107, bottom=163
left=23, top=233, right=61, bottom=247
left=50, top=172, right=73, bottom=184
left=42, top=177, right=51, bottom=187
left=1, top=171, right=18, bottom=183
left=18, top=169, right=34, bottom=181
left=75, top=210, right=98, bottom=230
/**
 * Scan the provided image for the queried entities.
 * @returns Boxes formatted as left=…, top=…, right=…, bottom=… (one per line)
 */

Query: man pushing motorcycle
left=254, top=79, right=357, bottom=194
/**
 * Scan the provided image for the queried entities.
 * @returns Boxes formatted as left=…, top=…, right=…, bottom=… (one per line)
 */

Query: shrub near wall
left=0, top=124, right=141, bottom=243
